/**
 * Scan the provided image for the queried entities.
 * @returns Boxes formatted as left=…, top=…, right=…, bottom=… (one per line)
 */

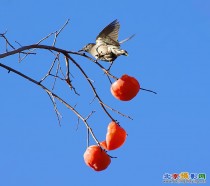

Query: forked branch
left=0, top=62, right=100, bottom=145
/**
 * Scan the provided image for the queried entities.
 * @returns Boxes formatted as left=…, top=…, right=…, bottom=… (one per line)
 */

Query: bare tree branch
left=40, top=53, right=60, bottom=83
left=67, top=54, right=116, bottom=121
left=1, top=21, right=155, bottom=149
left=52, top=19, right=70, bottom=46
left=0, top=62, right=101, bottom=145
left=47, top=92, right=62, bottom=126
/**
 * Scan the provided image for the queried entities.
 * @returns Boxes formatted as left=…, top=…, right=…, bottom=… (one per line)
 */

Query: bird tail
left=119, top=34, right=135, bottom=44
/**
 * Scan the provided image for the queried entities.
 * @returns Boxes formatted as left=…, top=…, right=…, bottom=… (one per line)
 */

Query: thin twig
left=140, top=88, right=157, bottom=94
left=64, top=56, right=80, bottom=95
left=40, top=53, right=60, bottom=83
left=85, top=110, right=96, bottom=147
left=67, top=54, right=116, bottom=121
left=52, top=61, right=60, bottom=90
left=84, top=111, right=96, bottom=122
left=65, top=56, right=70, bottom=83
left=19, top=32, right=55, bottom=62
left=76, top=117, right=80, bottom=131
left=0, top=31, right=16, bottom=51
left=52, top=19, right=70, bottom=46
left=47, top=92, right=62, bottom=126
left=101, top=102, right=133, bottom=120
left=15, top=41, right=36, bottom=56
left=0, top=62, right=100, bottom=146
left=87, top=128, right=90, bottom=147
left=106, top=74, right=113, bottom=84
left=58, top=60, right=66, bottom=78
left=89, top=96, right=96, bottom=105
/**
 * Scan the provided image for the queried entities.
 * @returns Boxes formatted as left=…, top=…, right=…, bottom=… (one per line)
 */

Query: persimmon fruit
left=100, top=140, right=107, bottom=149
left=83, top=145, right=111, bottom=171
left=111, top=74, right=140, bottom=101
left=101, top=121, right=127, bottom=150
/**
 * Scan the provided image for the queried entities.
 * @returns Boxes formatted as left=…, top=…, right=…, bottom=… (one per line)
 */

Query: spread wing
left=96, top=19, right=120, bottom=46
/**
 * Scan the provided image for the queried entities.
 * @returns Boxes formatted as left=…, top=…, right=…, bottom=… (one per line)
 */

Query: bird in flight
left=79, top=19, right=134, bottom=65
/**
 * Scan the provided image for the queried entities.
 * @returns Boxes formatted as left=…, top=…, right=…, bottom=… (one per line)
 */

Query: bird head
left=78, top=43, right=95, bottom=53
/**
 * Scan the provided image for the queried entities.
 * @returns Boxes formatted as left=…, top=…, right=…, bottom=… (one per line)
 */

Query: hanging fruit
left=100, top=121, right=127, bottom=150
left=83, top=145, right=111, bottom=171
left=111, top=74, right=140, bottom=101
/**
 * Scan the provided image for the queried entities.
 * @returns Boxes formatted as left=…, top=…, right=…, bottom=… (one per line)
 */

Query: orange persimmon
left=83, top=145, right=111, bottom=171
left=111, top=74, right=140, bottom=101
left=101, top=121, right=127, bottom=150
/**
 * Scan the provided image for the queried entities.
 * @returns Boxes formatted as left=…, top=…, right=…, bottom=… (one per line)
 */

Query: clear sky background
left=0, top=0, right=210, bottom=185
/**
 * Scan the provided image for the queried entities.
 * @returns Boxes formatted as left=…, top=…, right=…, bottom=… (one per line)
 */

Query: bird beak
left=78, top=49, right=84, bottom=52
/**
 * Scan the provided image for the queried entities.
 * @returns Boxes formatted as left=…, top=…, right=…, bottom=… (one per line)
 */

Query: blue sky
left=0, top=0, right=210, bottom=185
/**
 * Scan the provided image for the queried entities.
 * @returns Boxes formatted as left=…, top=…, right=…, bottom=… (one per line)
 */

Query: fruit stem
left=109, top=155, right=118, bottom=159
left=140, top=88, right=157, bottom=94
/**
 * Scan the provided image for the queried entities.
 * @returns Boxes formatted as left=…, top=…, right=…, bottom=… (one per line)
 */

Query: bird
left=79, top=19, right=134, bottom=64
